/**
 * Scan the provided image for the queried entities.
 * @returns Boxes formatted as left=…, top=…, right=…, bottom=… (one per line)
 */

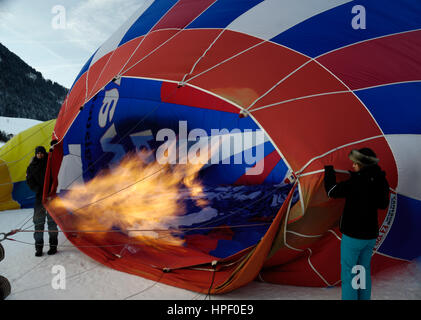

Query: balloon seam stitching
left=115, top=0, right=183, bottom=79
left=296, top=135, right=385, bottom=175
left=313, top=59, right=390, bottom=145
left=306, top=248, right=331, bottom=287
left=246, top=59, right=313, bottom=111
left=181, top=39, right=266, bottom=85
left=286, top=230, right=323, bottom=238
left=352, top=80, right=421, bottom=92
left=179, top=28, right=226, bottom=85
left=122, top=75, right=245, bottom=112
left=314, top=28, right=421, bottom=60
left=327, top=229, right=342, bottom=241
left=119, top=0, right=219, bottom=79
left=373, top=251, right=411, bottom=263
left=249, top=90, right=350, bottom=113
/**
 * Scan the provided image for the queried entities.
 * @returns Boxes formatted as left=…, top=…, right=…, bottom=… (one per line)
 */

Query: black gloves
left=324, top=165, right=334, bottom=172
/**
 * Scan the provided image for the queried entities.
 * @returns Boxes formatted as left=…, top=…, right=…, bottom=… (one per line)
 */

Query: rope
left=205, top=260, right=218, bottom=300
left=2, top=221, right=273, bottom=250
left=115, top=1, right=182, bottom=78
left=0, top=229, right=19, bottom=242
left=119, top=0, right=217, bottom=79
left=5, top=238, right=149, bottom=249
left=181, top=185, right=285, bottom=231
left=42, top=74, right=187, bottom=232
left=66, top=167, right=166, bottom=214
left=11, top=180, right=286, bottom=247
left=5, top=237, right=234, bottom=299
left=24, top=146, right=274, bottom=242
left=8, top=264, right=100, bottom=298
left=16, top=82, right=182, bottom=234
left=248, top=90, right=350, bottom=113
left=33, top=4, right=286, bottom=240
left=12, top=222, right=272, bottom=236
left=2, top=219, right=264, bottom=298
left=245, top=59, right=313, bottom=112
left=8, top=237, right=69, bottom=284
left=122, top=271, right=166, bottom=300
left=179, top=28, right=226, bottom=85
left=182, top=40, right=266, bottom=87
left=2, top=11, right=295, bottom=284
left=9, top=250, right=51, bottom=284
left=1, top=185, right=281, bottom=247
left=11, top=209, right=34, bottom=231
left=56, top=99, right=167, bottom=193
left=18, top=73, right=203, bottom=237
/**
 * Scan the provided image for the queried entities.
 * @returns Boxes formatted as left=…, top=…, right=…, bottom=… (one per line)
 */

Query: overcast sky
left=0, top=0, right=145, bottom=88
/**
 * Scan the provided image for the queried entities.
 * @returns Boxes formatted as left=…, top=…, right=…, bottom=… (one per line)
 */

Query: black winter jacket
left=324, top=165, right=390, bottom=240
left=26, top=156, right=48, bottom=203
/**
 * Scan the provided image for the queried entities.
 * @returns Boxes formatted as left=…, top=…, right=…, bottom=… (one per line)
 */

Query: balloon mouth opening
left=50, top=75, right=298, bottom=261
left=51, top=148, right=298, bottom=258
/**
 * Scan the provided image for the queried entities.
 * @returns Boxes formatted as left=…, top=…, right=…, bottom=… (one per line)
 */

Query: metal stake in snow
left=0, top=229, right=20, bottom=242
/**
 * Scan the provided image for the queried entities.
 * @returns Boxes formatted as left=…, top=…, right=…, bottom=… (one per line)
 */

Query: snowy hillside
left=0, top=43, right=67, bottom=121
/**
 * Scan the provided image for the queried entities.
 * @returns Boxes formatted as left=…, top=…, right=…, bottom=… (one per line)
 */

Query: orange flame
left=50, top=151, right=208, bottom=247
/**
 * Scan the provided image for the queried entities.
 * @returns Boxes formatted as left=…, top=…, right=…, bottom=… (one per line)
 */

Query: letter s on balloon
left=98, top=88, right=119, bottom=128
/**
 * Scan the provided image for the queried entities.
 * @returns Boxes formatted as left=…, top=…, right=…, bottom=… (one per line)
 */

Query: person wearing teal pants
left=324, top=148, right=390, bottom=300
left=341, top=234, right=377, bottom=300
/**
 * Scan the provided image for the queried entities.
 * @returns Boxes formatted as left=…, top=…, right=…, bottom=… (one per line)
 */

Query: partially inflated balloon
left=45, top=0, right=421, bottom=292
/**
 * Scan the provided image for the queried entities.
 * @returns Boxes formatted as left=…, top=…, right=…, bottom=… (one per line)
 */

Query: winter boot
left=35, top=243, right=43, bottom=257
left=35, top=247, right=43, bottom=257
left=47, top=246, right=57, bottom=255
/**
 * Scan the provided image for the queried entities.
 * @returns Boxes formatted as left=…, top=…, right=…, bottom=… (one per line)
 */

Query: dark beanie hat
left=348, top=148, right=379, bottom=166
left=35, top=146, right=47, bottom=155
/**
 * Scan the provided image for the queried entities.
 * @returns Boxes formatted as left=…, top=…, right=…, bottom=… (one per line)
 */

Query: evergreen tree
left=0, top=42, right=68, bottom=121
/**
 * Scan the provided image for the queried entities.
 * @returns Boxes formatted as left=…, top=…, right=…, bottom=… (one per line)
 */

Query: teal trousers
left=341, top=234, right=376, bottom=300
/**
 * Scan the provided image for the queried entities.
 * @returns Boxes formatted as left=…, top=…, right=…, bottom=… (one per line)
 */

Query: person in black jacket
left=26, top=146, right=58, bottom=257
left=324, top=148, right=390, bottom=300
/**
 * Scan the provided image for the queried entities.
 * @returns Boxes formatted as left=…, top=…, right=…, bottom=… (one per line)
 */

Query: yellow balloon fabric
left=0, top=119, right=56, bottom=211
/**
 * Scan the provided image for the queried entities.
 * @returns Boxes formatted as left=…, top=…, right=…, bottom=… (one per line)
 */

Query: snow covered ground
left=0, top=208, right=420, bottom=300
left=0, top=116, right=42, bottom=147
